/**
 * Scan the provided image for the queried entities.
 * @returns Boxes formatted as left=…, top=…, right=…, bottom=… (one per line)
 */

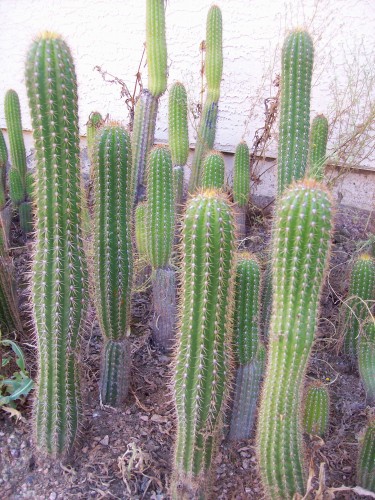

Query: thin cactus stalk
left=257, top=180, right=333, bottom=499
left=357, top=419, right=375, bottom=492
left=19, top=201, right=33, bottom=234
left=343, top=254, right=375, bottom=357
left=25, top=32, right=87, bottom=457
left=260, top=260, right=273, bottom=339
left=188, top=6, right=222, bottom=193
left=302, top=383, right=330, bottom=436
left=135, top=202, right=148, bottom=261
left=87, top=111, right=103, bottom=164
left=91, top=124, right=133, bottom=407
left=173, top=165, right=184, bottom=215
left=146, top=0, right=167, bottom=98
left=169, top=82, right=189, bottom=167
left=201, top=150, right=225, bottom=190
left=8, top=168, right=24, bottom=205
left=308, top=114, right=328, bottom=181
left=0, top=131, right=7, bottom=209
left=233, top=141, right=250, bottom=241
left=172, top=191, right=235, bottom=499
left=4, top=89, right=27, bottom=189
left=277, top=30, right=314, bottom=195
left=358, top=321, right=375, bottom=405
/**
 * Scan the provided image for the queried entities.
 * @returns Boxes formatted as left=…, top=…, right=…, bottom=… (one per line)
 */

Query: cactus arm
left=358, top=321, right=375, bottom=405
left=308, top=114, right=328, bottom=181
left=146, top=0, right=167, bottom=97
left=4, top=89, right=27, bottom=186
left=302, top=383, right=330, bottom=436
left=357, top=419, right=375, bottom=492
left=169, top=82, right=189, bottom=167
left=86, top=111, right=103, bottom=164
left=233, top=141, right=250, bottom=207
left=201, top=150, right=225, bottom=190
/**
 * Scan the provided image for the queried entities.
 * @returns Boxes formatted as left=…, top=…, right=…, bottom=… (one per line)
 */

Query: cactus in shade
left=135, top=202, right=148, bottom=260
left=169, top=82, right=189, bottom=167
left=260, top=261, right=273, bottom=339
left=0, top=131, right=7, bottom=209
left=146, top=0, right=167, bottom=97
left=188, top=6, right=223, bottom=193
left=303, top=383, right=330, bottom=436
left=357, top=419, right=375, bottom=492
left=308, top=114, right=328, bottom=181
left=19, top=201, right=33, bottom=233
left=173, top=165, right=184, bottom=214
left=172, top=191, right=235, bottom=499
left=358, top=321, right=375, bottom=405
left=201, top=151, right=225, bottom=190
left=91, top=124, right=133, bottom=407
left=87, top=111, right=103, bottom=163
left=277, top=30, right=314, bottom=195
left=257, top=180, right=333, bottom=499
left=25, top=32, right=87, bottom=456
left=343, top=254, right=375, bottom=357
left=8, top=169, right=24, bottom=205
left=233, top=141, right=250, bottom=240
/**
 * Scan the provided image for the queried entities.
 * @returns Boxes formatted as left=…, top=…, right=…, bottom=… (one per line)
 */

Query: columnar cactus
left=135, top=202, right=148, bottom=261
left=303, top=383, right=330, bottom=436
left=169, top=82, right=189, bottom=168
left=233, top=141, right=250, bottom=240
left=173, top=165, right=184, bottom=214
left=343, top=254, right=375, bottom=357
left=277, top=30, right=314, bottom=195
left=257, top=180, right=333, bottom=499
left=357, top=419, right=375, bottom=492
left=0, top=131, right=8, bottom=209
left=308, top=114, right=328, bottom=181
left=172, top=191, right=235, bottom=499
left=188, top=5, right=223, bottom=193
left=87, top=111, right=103, bottom=164
left=260, top=261, right=273, bottom=339
left=201, top=150, right=225, bottom=190
left=25, top=32, right=87, bottom=457
left=358, top=321, right=375, bottom=405
left=91, top=124, right=133, bottom=407
left=146, top=0, right=167, bottom=98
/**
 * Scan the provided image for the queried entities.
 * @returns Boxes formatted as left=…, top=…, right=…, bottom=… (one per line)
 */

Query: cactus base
left=151, top=267, right=176, bottom=352
left=100, top=339, right=131, bottom=407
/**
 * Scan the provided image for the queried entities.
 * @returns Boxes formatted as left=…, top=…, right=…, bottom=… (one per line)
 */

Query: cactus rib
left=303, top=383, right=330, bottom=436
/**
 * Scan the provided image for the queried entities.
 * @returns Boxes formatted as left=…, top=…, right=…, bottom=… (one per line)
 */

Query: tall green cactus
left=169, top=82, right=189, bottom=167
left=308, top=114, right=328, bottom=181
left=188, top=5, right=223, bottom=193
left=303, top=383, right=330, bottom=436
left=173, top=165, right=184, bottom=215
left=0, top=131, right=8, bottom=209
left=87, top=111, right=103, bottom=164
left=201, top=151, right=225, bottom=190
left=233, top=141, right=250, bottom=241
left=277, top=30, right=314, bottom=195
left=146, top=0, right=167, bottom=97
left=343, top=254, right=375, bottom=357
left=25, top=32, right=87, bottom=457
left=358, top=321, right=375, bottom=405
left=357, top=419, right=375, bottom=492
left=135, top=202, right=148, bottom=261
left=260, top=260, right=273, bottom=339
left=91, top=124, right=133, bottom=406
left=172, top=191, right=235, bottom=498
left=257, top=180, right=333, bottom=499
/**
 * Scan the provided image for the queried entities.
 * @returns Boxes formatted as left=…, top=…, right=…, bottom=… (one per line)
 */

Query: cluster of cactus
left=25, top=32, right=87, bottom=457
left=201, top=150, right=225, bottom=190
left=233, top=141, right=250, bottom=240
left=308, top=114, right=329, bottom=181
left=172, top=191, right=235, bottom=498
left=357, top=419, right=375, bottom=492
left=91, top=124, right=133, bottom=407
left=358, top=320, right=375, bottom=405
left=303, top=383, right=330, bottom=437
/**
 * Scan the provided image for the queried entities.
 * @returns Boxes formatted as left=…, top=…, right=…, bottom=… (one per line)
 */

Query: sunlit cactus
left=201, top=150, right=225, bottom=190
left=303, top=383, right=330, bottom=436
left=233, top=141, right=250, bottom=240
left=169, top=82, right=189, bottom=167
left=257, top=180, right=333, bottom=499
left=308, top=114, right=328, bottom=181
left=358, top=321, right=375, bottom=405
left=357, top=419, right=375, bottom=492
left=172, top=191, right=235, bottom=499
left=146, top=0, right=167, bottom=97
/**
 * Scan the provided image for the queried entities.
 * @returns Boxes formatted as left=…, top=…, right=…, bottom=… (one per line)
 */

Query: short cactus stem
left=25, top=32, right=87, bottom=457
left=343, top=254, right=375, bottom=357
left=169, top=82, right=189, bottom=167
left=233, top=142, right=250, bottom=241
left=358, top=321, right=375, bottom=405
left=201, top=150, right=225, bottom=190
left=357, top=419, right=375, bottom=492
left=87, top=111, right=104, bottom=168
left=4, top=89, right=27, bottom=186
left=0, top=131, right=8, bottom=209
left=146, top=0, right=167, bottom=97
left=277, top=30, right=314, bottom=195
left=172, top=191, right=235, bottom=499
left=303, top=382, right=330, bottom=436
left=257, top=180, right=333, bottom=499
left=308, top=114, right=328, bottom=181
left=100, top=339, right=131, bottom=408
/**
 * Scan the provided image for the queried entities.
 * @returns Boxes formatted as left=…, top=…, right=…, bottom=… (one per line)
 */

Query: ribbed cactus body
left=303, top=383, right=330, bottom=436
left=308, top=114, right=328, bottom=181
left=100, top=339, right=131, bottom=408
left=261, top=261, right=273, bottom=339
left=201, top=151, right=225, bottom=190
left=257, top=180, right=332, bottom=499
left=169, top=82, right=189, bottom=167
left=9, top=168, right=25, bottom=204
left=25, top=32, right=87, bottom=457
left=233, top=141, right=250, bottom=207
left=146, top=0, right=167, bottom=97
left=173, top=165, right=184, bottom=213
left=172, top=191, right=235, bottom=498
left=87, top=111, right=103, bottom=163
left=19, top=202, right=33, bottom=234
left=357, top=419, right=375, bottom=492
left=358, top=321, right=375, bottom=405
left=344, top=254, right=375, bottom=357
left=0, top=233, right=22, bottom=334
left=4, top=90, right=27, bottom=185
left=92, top=124, right=133, bottom=406
left=0, top=131, right=7, bottom=209
left=135, top=202, right=148, bottom=260
left=278, top=30, right=314, bottom=195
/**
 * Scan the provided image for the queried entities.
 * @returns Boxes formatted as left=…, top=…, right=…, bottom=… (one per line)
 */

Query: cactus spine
left=201, top=150, right=225, bottom=190
left=233, top=141, right=250, bottom=240
left=303, top=383, right=330, bottom=436
left=172, top=191, right=235, bottom=498
left=257, top=180, right=333, bottom=499
left=25, top=32, right=87, bottom=457
left=357, top=419, right=375, bottom=492
left=358, top=321, right=375, bottom=405
left=146, top=0, right=167, bottom=98
left=277, top=30, right=314, bottom=195
left=188, top=6, right=222, bottom=193
left=91, top=125, right=133, bottom=406
left=308, top=114, right=328, bottom=181
left=343, top=254, right=375, bottom=357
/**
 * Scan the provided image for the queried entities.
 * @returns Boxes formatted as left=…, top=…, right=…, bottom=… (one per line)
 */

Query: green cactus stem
left=343, top=254, right=375, bottom=357
left=233, top=141, right=250, bottom=241
left=173, top=165, right=184, bottom=216
left=358, top=321, right=375, bottom=405
left=25, top=32, right=87, bottom=457
left=201, top=150, right=225, bottom=190
left=169, top=82, right=189, bottom=167
left=357, top=419, right=375, bottom=492
left=91, top=124, right=133, bottom=406
left=87, top=111, right=103, bottom=167
left=19, top=201, right=33, bottom=234
left=0, top=131, right=7, bottom=209
left=308, top=114, right=328, bottom=181
left=146, top=0, right=167, bottom=98
left=303, top=383, right=330, bottom=436
left=277, top=30, right=314, bottom=195
left=4, top=90, right=27, bottom=189
left=188, top=5, right=223, bottom=193
left=260, top=260, right=273, bottom=340
left=8, top=168, right=24, bottom=205
left=172, top=190, right=235, bottom=499
left=257, top=180, right=333, bottom=499
left=135, top=202, right=148, bottom=261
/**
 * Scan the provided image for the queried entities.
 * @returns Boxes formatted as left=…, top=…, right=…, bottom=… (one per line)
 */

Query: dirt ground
left=0, top=201, right=374, bottom=499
